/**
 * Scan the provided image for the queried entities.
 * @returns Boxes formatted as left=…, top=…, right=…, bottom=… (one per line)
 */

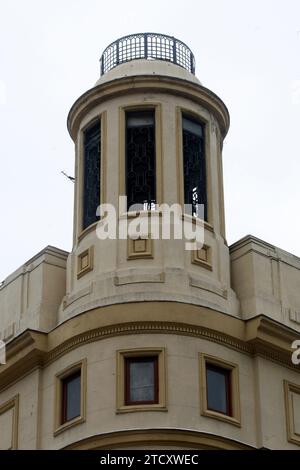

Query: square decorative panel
left=284, top=381, right=300, bottom=445
left=77, top=246, right=94, bottom=279
left=192, top=244, right=212, bottom=270
left=128, top=237, right=153, bottom=260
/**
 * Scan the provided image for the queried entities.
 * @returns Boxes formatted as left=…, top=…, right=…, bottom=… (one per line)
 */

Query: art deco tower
left=1, top=34, right=300, bottom=450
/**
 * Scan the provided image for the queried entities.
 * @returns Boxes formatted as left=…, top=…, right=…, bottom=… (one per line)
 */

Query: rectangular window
left=182, top=115, right=207, bottom=219
left=125, top=356, right=158, bottom=405
left=206, top=364, right=231, bottom=416
left=61, top=371, right=81, bottom=424
left=126, top=110, right=156, bottom=211
left=83, top=120, right=101, bottom=230
left=200, top=354, right=240, bottom=426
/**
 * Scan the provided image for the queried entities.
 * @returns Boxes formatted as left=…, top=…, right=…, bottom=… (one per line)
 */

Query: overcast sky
left=0, top=0, right=299, bottom=281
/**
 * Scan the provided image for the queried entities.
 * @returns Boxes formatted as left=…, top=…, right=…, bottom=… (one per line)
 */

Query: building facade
left=1, top=33, right=300, bottom=450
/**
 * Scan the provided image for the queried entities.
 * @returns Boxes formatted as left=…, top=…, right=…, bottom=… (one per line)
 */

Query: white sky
left=0, top=0, right=299, bottom=281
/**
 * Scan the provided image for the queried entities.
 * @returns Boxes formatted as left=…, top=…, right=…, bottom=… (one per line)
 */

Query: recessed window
left=126, top=110, right=156, bottom=211
left=82, top=120, right=101, bottom=230
left=125, top=356, right=158, bottom=405
left=206, top=364, right=231, bottom=416
left=61, top=371, right=81, bottom=424
left=54, top=359, right=86, bottom=436
left=116, top=348, right=166, bottom=412
left=182, top=115, right=207, bottom=219
left=200, top=354, right=241, bottom=426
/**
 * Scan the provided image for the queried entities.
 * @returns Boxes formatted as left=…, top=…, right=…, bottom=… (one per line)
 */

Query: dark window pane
left=62, top=372, right=81, bottom=423
left=83, top=121, right=101, bottom=230
left=182, top=115, right=207, bottom=219
left=125, top=356, right=158, bottom=404
left=206, top=365, right=230, bottom=415
left=126, top=111, right=156, bottom=211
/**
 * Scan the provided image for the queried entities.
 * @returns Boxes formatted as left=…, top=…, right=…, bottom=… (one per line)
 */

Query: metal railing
left=100, top=33, right=195, bottom=76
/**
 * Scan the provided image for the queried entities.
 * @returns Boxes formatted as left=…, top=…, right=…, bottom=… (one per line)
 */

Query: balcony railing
left=100, top=33, right=195, bottom=76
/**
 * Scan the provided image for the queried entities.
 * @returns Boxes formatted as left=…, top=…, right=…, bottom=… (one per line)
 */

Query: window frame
left=206, top=363, right=232, bottom=416
left=61, top=369, right=82, bottom=424
left=124, top=355, right=159, bottom=406
left=77, top=112, right=107, bottom=241
left=116, top=348, right=167, bottom=413
left=199, top=353, right=241, bottom=427
left=284, top=380, right=300, bottom=446
left=0, top=395, right=19, bottom=450
left=54, top=359, right=87, bottom=436
left=176, top=107, right=212, bottom=227
left=182, top=113, right=207, bottom=220
left=119, top=103, right=163, bottom=217
left=125, top=110, right=156, bottom=212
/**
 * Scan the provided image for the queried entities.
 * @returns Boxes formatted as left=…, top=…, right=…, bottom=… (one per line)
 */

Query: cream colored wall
left=0, top=333, right=298, bottom=449
left=255, top=356, right=300, bottom=449
left=0, top=247, right=67, bottom=340
left=61, top=87, right=239, bottom=323
left=95, top=59, right=202, bottom=87
left=39, top=334, right=255, bottom=449
left=230, top=235, right=300, bottom=331
left=0, top=369, right=40, bottom=449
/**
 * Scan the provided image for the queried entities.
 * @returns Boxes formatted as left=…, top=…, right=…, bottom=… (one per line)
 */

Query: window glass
left=182, top=115, right=206, bottom=219
left=62, top=372, right=81, bottom=423
left=126, top=111, right=156, bottom=211
left=206, top=365, right=230, bottom=415
left=125, top=357, right=158, bottom=404
left=83, top=120, right=101, bottom=229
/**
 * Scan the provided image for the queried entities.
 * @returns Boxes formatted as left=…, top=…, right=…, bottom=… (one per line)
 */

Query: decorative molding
left=63, top=428, right=254, bottom=450
left=63, top=283, right=93, bottom=310
left=77, top=246, right=94, bottom=279
left=127, top=237, right=153, bottom=260
left=114, top=272, right=164, bottom=286
left=0, top=394, right=19, bottom=449
left=199, top=353, right=241, bottom=427
left=191, top=244, right=212, bottom=271
left=189, top=276, right=227, bottom=299
left=116, top=348, right=167, bottom=413
left=54, top=358, right=87, bottom=437
left=67, top=76, right=230, bottom=142
left=284, top=380, right=300, bottom=446
left=1, top=306, right=300, bottom=392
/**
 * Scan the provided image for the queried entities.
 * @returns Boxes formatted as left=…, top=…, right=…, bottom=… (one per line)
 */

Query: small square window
left=200, top=354, right=241, bottom=426
left=116, top=348, right=166, bottom=413
left=61, top=371, right=81, bottom=424
left=206, top=364, right=231, bottom=416
left=125, top=356, right=158, bottom=405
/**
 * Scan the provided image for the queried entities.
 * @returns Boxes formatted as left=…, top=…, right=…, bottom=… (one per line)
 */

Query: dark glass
left=62, top=372, right=81, bottom=423
left=83, top=120, right=101, bottom=230
left=126, top=111, right=156, bottom=211
left=206, top=364, right=231, bottom=415
left=125, top=356, right=158, bottom=405
left=182, top=115, right=207, bottom=219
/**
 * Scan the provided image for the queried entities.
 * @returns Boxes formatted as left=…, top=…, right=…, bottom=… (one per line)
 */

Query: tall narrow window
left=61, top=371, right=81, bottom=424
left=126, top=111, right=156, bottom=211
left=206, top=364, right=231, bottom=416
left=182, top=115, right=207, bottom=219
left=83, top=120, right=101, bottom=230
left=125, top=356, right=158, bottom=405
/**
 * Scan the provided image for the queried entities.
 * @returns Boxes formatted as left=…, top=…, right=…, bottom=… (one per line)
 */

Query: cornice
left=63, top=428, right=254, bottom=450
left=0, top=303, right=299, bottom=392
left=67, top=75, right=230, bottom=140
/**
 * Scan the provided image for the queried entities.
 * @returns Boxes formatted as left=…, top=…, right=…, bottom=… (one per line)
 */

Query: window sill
left=54, top=415, right=85, bottom=437
left=116, top=404, right=167, bottom=414
left=201, top=409, right=241, bottom=427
